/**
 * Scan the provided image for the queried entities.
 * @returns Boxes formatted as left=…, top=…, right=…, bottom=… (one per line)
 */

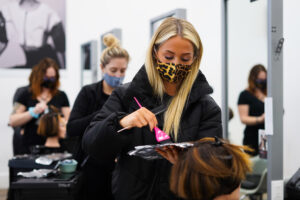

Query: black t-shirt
left=16, top=88, right=69, bottom=154
left=238, top=90, right=264, bottom=154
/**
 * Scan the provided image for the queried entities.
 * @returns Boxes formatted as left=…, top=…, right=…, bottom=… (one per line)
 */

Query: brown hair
left=30, top=58, right=60, bottom=98
left=100, top=33, right=129, bottom=67
left=247, top=64, right=267, bottom=95
left=37, top=106, right=62, bottom=138
left=170, top=137, right=252, bottom=200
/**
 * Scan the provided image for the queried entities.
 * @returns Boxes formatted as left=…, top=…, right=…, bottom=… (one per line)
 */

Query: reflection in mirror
left=227, top=0, right=267, bottom=150
left=226, top=1, right=268, bottom=199
left=80, top=40, right=98, bottom=87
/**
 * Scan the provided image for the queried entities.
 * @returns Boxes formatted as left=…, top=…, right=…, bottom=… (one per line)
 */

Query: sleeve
left=82, top=87, right=131, bottom=161
left=238, top=91, right=250, bottom=105
left=197, top=95, right=223, bottom=139
left=59, top=91, right=70, bottom=107
left=14, top=88, right=29, bottom=107
left=67, top=87, right=99, bottom=137
left=13, top=86, right=27, bottom=104
left=46, top=6, right=61, bottom=32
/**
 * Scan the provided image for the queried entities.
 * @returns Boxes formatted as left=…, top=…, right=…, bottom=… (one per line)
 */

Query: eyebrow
left=165, top=50, right=192, bottom=55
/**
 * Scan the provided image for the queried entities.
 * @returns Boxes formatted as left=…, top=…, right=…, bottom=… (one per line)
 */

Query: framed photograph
left=150, top=8, right=186, bottom=37
left=80, top=40, right=98, bottom=87
left=0, top=0, right=66, bottom=69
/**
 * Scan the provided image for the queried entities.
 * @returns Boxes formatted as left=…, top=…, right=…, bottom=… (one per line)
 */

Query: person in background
left=167, top=137, right=252, bottom=200
left=9, top=57, right=70, bottom=154
left=238, top=64, right=266, bottom=156
left=82, top=17, right=222, bottom=200
left=37, top=105, right=67, bottom=153
left=67, top=34, right=129, bottom=200
left=10, top=66, right=41, bottom=155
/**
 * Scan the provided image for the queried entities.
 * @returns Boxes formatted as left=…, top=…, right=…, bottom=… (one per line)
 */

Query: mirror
left=226, top=0, right=268, bottom=147
left=80, top=40, right=98, bottom=87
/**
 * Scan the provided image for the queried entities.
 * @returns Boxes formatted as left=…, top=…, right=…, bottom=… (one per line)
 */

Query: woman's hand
left=34, top=101, right=48, bottom=114
left=119, top=107, right=158, bottom=131
left=156, top=146, right=181, bottom=165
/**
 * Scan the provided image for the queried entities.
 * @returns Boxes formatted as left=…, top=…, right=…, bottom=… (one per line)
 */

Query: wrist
left=255, top=117, right=259, bottom=124
left=28, top=107, right=39, bottom=119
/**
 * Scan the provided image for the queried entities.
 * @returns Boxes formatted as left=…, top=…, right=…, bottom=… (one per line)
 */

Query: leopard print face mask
left=156, top=60, right=192, bottom=83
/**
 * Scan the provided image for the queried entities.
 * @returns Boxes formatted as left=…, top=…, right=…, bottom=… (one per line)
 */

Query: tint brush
left=133, top=97, right=171, bottom=143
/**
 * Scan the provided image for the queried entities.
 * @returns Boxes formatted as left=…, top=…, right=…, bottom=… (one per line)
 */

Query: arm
left=9, top=103, right=30, bottom=127
left=50, top=22, right=65, bottom=68
left=82, top=87, right=158, bottom=161
left=9, top=102, right=47, bottom=127
left=238, top=105, right=264, bottom=126
left=82, top=88, right=131, bottom=161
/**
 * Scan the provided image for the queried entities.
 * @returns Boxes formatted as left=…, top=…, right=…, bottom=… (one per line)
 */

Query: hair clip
left=212, top=136, right=223, bottom=147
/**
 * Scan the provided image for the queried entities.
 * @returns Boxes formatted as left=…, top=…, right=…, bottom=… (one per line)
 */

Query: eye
left=165, top=56, right=173, bottom=60
left=181, top=58, right=191, bottom=62
left=110, top=68, right=117, bottom=73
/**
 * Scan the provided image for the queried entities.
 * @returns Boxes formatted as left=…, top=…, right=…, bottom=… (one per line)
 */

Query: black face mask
left=255, top=79, right=267, bottom=90
left=41, top=77, right=56, bottom=89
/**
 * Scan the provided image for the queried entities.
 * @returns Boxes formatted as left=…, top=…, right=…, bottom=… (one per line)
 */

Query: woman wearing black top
left=238, top=64, right=267, bottom=156
left=9, top=58, right=70, bottom=154
left=67, top=34, right=129, bottom=200
left=82, top=18, right=222, bottom=200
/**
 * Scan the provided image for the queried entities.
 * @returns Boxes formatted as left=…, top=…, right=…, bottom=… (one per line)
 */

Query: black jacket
left=82, top=66, right=222, bottom=200
left=67, top=80, right=108, bottom=138
left=67, top=80, right=109, bottom=165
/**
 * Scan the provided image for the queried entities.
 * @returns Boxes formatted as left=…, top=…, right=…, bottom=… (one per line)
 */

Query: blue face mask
left=103, top=73, right=124, bottom=88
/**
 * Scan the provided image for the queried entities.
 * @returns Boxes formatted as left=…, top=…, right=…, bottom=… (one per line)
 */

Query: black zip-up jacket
left=82, top=65, right=222, bottom=200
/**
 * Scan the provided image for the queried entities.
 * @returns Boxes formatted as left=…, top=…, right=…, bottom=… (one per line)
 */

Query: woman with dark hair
left=9, top=57, right=70, bottom=154
left=238, top=64, right=267, bottom=155
left=167, top=137, right=252, bottom=200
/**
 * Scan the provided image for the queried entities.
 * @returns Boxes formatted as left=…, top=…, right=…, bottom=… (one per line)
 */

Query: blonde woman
left=82, top=17, right=222, bottom=199
left=67, top=34, right=129, bottom=200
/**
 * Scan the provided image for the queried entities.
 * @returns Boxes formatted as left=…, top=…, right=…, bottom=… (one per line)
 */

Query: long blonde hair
left=145, top=17, right=203, bottom=141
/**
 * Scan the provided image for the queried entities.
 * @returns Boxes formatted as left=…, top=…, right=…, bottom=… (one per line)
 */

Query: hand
left=155, top=146, right=181, bottom=165
left=119, top=107, right=158, bottom=131
left=34, top=102, right=48, bottom=114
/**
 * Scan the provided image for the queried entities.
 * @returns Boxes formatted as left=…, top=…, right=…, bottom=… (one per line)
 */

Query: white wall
left=0, top=0, right=222, bottom=188
left=283, top=0, right=300, bottom=179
